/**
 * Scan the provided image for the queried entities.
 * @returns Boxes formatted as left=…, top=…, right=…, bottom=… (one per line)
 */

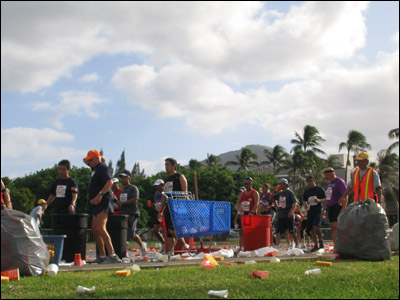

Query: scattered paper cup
left=207, top=289, right=229, bottom=298
left=77, top=286, right=95, bottom=293
left=304, top=268, right=322, bottom=275
left=47, top=264, right=59, bottom=277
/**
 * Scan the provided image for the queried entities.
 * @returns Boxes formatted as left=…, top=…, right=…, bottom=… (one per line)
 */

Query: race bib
left=56, top=185, right=67, bottom=198
left=241, top=201, right=250, bottom=212
left=308, top=196, right=318, bottom=206
left=326, top=187, right=333, bottom=201
left=164, top=182, right=173, bottom=193
left=155, top=202, right=162, bottom=212
left=120, top=193, right=128, bottom=202
left=279, top=196, right=286, bottom=209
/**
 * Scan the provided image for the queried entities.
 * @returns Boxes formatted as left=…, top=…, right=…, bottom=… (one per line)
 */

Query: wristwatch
left=98, top=191, right=103, bottom=195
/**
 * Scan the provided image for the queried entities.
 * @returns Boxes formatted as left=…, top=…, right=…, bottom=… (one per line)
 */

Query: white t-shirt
left=30, top=206, right=43, bottom=227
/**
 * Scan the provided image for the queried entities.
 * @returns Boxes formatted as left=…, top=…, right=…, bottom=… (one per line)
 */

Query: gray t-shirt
left=119, top=184, right=140, bottom=215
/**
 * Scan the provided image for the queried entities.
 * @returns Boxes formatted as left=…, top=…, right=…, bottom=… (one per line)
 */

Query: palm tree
left=375, top=149, right=399, bottom=220
left=205, top=154, right=221, bottom=167
left=338, top=130, right=371, bottom=180
left=189, top=159, right=203, bottom=170
left=279, top=150, right=307, bottom=192
left=290, top=125, right=326, bottom=155
left=225, top=147, right=259, bottom=171
left=261, top=145, right=289, bottom=174
left=388, top=128, right=399, bottom=154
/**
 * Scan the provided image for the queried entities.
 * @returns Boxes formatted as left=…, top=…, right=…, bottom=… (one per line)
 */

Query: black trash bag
left=335, top=199, right=391, bottom=261
left=1, top=209, right=50, bottom=276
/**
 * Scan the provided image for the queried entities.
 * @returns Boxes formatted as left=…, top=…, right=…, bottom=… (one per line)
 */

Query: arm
left=250, top=191, right=260, bottom=215
left=90, top=179, right=113, bottom=205
left=376, top=187, right=385, bottom=211
left=157, top=194, right=167, bottom=222
left=288, top=202, right=296, bottom=219
left=338, top=186, right=352, bottom=206
left=46, top=194, right=56, bottom=207
left=1, top=180, right=12, bottom=209
left=180, top=174, right=188, bottom=193
left=69, top=193, right=77, bottom=213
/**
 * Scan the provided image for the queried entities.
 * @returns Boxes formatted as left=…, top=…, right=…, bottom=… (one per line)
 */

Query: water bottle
left=304, top=268, right=322, bottom=275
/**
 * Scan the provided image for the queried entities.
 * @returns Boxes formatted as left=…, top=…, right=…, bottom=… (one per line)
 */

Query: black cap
left=306, top=175, right=315, bottom=181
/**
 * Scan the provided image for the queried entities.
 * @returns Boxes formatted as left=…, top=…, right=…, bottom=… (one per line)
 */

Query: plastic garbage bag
left=1, top=210, right=50, bottom=276
left=334, top=199, right=391, bottom=261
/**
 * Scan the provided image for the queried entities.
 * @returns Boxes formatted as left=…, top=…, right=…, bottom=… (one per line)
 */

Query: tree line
left=2, top=125, right=398, bottom=228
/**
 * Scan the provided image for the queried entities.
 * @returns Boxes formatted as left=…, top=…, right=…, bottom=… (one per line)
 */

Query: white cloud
left=1, top=127, right=86, bottom=177
left=2, top=2, right=370, bottom=92
left=137, top=157, right=189, bottom=177
left=392, top=31, right=399, bottom=43
left=31, top=90, right=109, bottom=129
left=112, top=44, right=398, bottom=152
left=79, top=73, right=99, bottom=83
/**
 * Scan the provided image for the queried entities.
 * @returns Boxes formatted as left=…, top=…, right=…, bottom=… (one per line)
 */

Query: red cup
left=147, top=200, right=152, bottom=207
left=74, top=253, right=82, bottom=266
left=252, top=270, right=269, bottom=279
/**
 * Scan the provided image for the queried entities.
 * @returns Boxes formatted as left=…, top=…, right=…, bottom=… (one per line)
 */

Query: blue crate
left=168, top=199, right=231, bottom=238
left=42, top=235, right=66, bottom=265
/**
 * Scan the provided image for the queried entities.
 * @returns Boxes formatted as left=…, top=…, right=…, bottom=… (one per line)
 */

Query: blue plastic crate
left=168, top=199, right=231, bottom=238
left=42, top=235, right=66, bottom=265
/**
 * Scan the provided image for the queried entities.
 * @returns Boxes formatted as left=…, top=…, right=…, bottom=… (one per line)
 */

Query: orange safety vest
left=353, top=167, right=377, bottom=202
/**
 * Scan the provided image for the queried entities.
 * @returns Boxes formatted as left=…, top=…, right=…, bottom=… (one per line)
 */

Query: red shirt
left=113, top=188, right=122, bottom=215
left=239, top=189, right=257, bottom=213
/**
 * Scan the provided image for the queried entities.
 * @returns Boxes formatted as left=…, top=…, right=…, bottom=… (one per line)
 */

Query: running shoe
left=319, top=240, right=325, bottom=250
left=88, top=256, right=107, bottom=264
left=102, top=255, right=122, bottom=264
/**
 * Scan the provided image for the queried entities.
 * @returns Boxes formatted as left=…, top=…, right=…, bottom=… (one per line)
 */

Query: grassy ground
left=1, top=256, right=398, bottom=299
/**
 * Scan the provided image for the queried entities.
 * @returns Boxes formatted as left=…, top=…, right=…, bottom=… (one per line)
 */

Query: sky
left=1, top=1, right=399, bottom=179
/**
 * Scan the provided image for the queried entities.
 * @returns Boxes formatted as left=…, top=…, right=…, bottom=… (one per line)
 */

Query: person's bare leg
left=96, top=210, right=116, bottom=256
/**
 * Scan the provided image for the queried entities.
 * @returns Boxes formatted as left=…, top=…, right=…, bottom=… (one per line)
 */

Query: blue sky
left=1, top=1, right=399, bottom=179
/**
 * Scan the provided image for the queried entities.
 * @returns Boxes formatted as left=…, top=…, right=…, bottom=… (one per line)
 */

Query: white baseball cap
left=111, top=178, right=119, bottom=183
left=153, top=179, right=164, bottom=186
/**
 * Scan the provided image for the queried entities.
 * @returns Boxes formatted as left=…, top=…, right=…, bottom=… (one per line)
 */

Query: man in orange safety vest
left=338, top=152, right=385, bottom=211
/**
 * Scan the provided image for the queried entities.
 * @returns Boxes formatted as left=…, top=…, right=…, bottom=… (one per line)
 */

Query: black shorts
left=327, top=204, right=342, bottom=223
left=90, top=194, right=114, bottom=216
left=149, top=212, right=162, bottom=227
left=276, top=218, right=294, bottom=235
left=307, top=212, right=322, bottom=228
left=164, top=205, right=175, bottom=231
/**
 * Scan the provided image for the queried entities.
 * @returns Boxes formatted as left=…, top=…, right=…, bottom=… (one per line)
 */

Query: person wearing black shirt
left=46, top=160, right=78, bottom=214
left=84, top=150, right=121, bottom=264
left=160, top=157, right=190, bottom=256
left=302, top=175, right=326, bottom=252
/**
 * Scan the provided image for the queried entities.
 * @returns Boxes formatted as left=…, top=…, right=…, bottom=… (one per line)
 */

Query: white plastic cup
left=130, top=264, right=141, bottom=272
left=155, top=253, right=164, bottom=262
left=207, top=289, right=229, bottom=298
left=122, top=257, right=131, bottom=263
left=77, top=286, right=95, bottom=293
left=269, top=257, right=280, bottom=263
left=293, top=249, right=302, bottom=256
left=170, top=254, right=181, bottom=261
left=304, top=268, right=322, bottom=275
left=47, top=264, right=59, bottom=277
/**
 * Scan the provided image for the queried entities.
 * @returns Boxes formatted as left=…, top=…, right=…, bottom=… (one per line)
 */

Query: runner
left=160, top=157, right=190, bottom=257
left=303, top=175, right=326, bottom=252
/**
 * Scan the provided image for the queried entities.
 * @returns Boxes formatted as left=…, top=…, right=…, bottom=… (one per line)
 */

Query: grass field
left=1, top=256, right=399, bottom=299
